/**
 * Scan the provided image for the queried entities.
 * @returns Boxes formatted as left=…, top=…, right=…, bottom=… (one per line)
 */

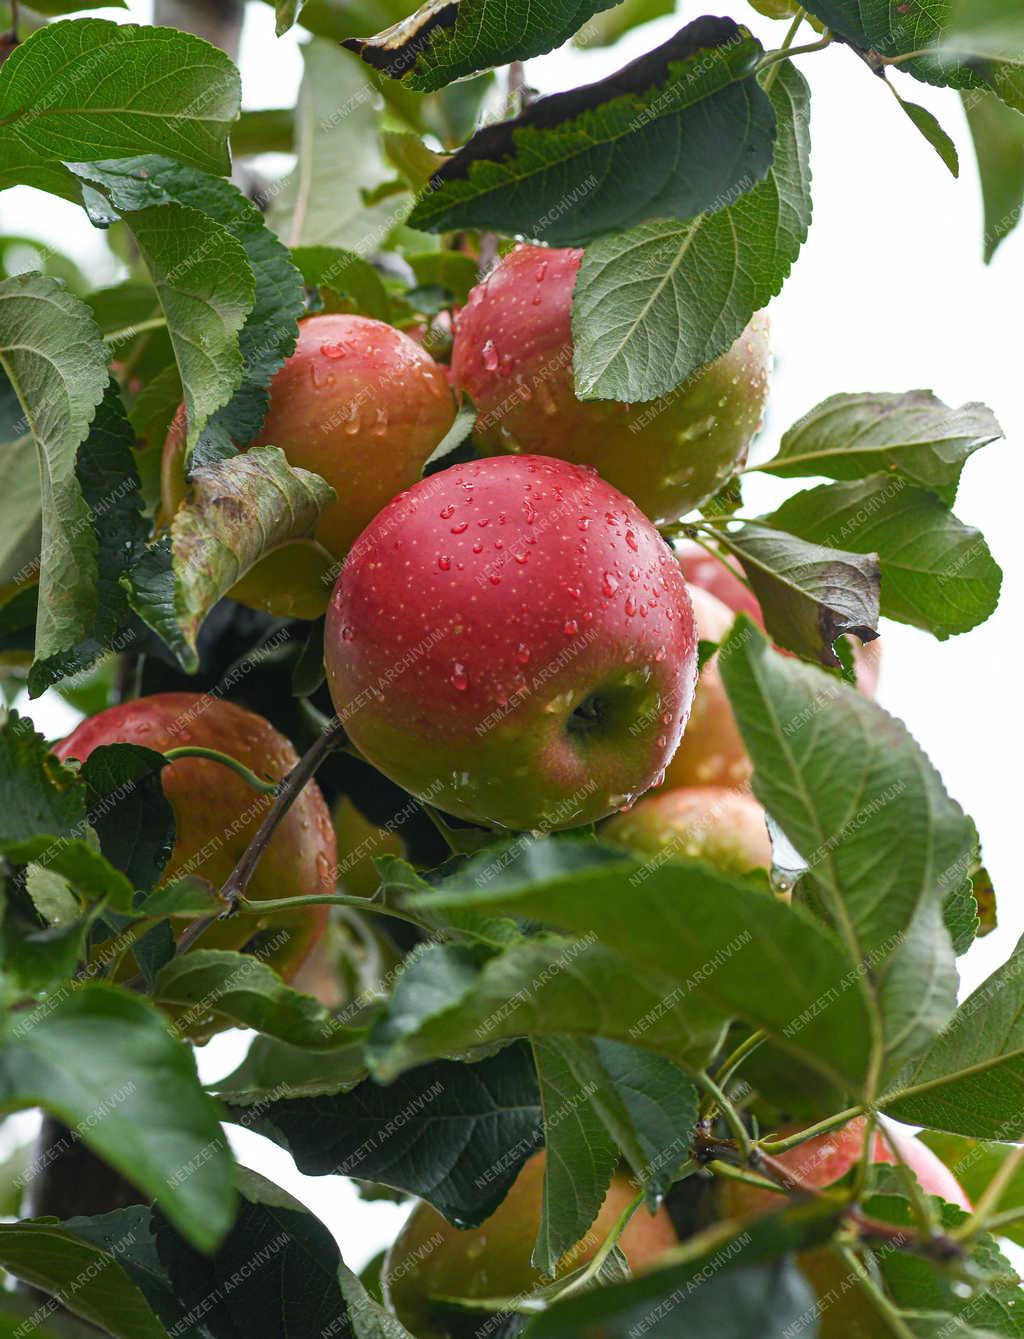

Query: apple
left=661, top=583, right=752, bottom=791
left=449, top=244, right=770, bottom=526
left=603, top=785, right=771, bottom=876
left=55, top=692, right=335, bottom=984
left=162, top=314, right=457, bottom=617
left=384, top=1150, right=677, bottom=1338
left=332, top=794, right=404, bottom=900
left=676, top=541, right=882, bottom=698
left=721, top=1118, right=971, bottom=1339
left=324, top=455, right=699, bottom=831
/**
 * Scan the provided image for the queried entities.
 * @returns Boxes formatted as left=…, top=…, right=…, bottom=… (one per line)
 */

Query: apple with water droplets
left=604, top=785, right=771, bottom=877
left=324, top=455, right=698, bottom=831
left=450, top=245, right=771, bottom=525
left=55, top=693, right=335, bottom=1024
left=162, top=314, right=457, bottom=618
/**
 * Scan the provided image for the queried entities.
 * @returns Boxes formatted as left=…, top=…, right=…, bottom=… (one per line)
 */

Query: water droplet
left=488, top=574, right=502, bottom=586
left=321, top=342, right=346, bottom=359
left=514, top=551, right=529, bottom=564
left=577, top=517, right=590, bottom=531
left=451, top=521, right=469, bottom=534
left=564, top=619, right=579, bottom=635
left=341, top=625, right=354, bottom=641
left=516, top=643, right=531, bottom=664
left=602, top=572, right=619, bottom=597
left=482, top=339, right=499, bottom=372
left=438, top=555, right=451, bottom=571
left=451, top=663, right=468, bottom=691
left=372, top=407, right=389, bottom=436
left=625, top=597, right=636, bottom=617
left=477, top=517, right=490, bottom=528
left=629, top=567, right=640, bottom=582
left=343, top=403, right=361, bottom=435
left=566, top=586, right=581, bottom=600
left=535, top=260, right=549, bottom=283
left=472, top=540, right=483, bottom=554
left=654, top=646, right=666, bottom=662
left=656, top=735, right=667, bottom=748
left=625, top=530, right=639, bottom=551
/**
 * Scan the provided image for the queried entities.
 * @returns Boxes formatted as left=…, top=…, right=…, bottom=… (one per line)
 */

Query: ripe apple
left=603, top=785, right=771, bottom=876
left=384, top=1150, right=677, bottom=1338
left=449, top=244, right=770, bottom=526
left=324, top=455, right=699, bottom=831
left=661, top=583, right=752, bottom=791
left=721, top=1118, right=971, bottom=1338
left=162, top=314, right=457, bottom=617
left=55, top=692, right=335, bottom=984
left=676, top=541, right=882, bottom=698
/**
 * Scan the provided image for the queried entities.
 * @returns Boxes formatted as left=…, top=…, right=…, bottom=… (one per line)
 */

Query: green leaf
left=919, top=1131, right=1024, bottom=1245
left=894, top=91, right=961, bottom=176
left=0, top=1220, right=168, bottom=1339
left=275, top=0, right=306, bottom=35
left=344, top=0, right=620, bottom=91
left=716, top=523, right=880, bottom=666
left=863, top=1180, right=1023, bottom=1335
left=536, top=1035, right=698, bottom=1215
left=405, top=850, right=876, bottom=1096
left=718, top=621, right=972, bottom=1008
left=0, top=416, right=41, bottom=593
left=124, top=446, right=334, bottom=673
left=109, top=204, right=255, bottom=453
left=0, top=20, right=241, bottom=191
left=963, top=90, right=1024, bottom=262
left=407, top=18, right=775, bottom=246
left=0, top=903, right=91, bottom=999
left=572, top=60, right=810, bottom=402
left=767, top=475, right=1003, bottom=639
left=0, top=983, right=235, bottom=1251
left=232, top=105, right=295, bottom=157
left=268, top=39, right=398, bottom=254
left=71, top=158, right=305, bottom=453
left=367, top=936, right=727, bottom=1082
left=946, top=0, right=1024, bottom=79
left=882, top=934, right=1024, bottom=1138
left=79, top=744, right=174, bottom=894
left=216, top=1033, right=370, bottom=1100
left=530, top=1036, right=619, bottom=1277
left=28, top=380, right=150, bottom=695
left=0, top=711, right=136, bottom=910
left=759, top=389, right=1003, bottom=503
left=0, top=275, right=111, bottom=672
left=154, top=949, right=362, bottom=1048
left=292, top=245, right=391, bottom=320
left=224, top=1044, right=543, bottom=1227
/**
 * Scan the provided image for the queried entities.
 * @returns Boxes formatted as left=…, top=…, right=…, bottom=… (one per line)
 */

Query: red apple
left=661, top=583, right=752, bottom=791
left=55, top=693, right=335, bottom=985
left=722, top=1118, right=971, bottom=1339
left=450, top=245, right=770, bottom=526
left=384, top=1150, right=677, bottom=1338
left=603, top=785, right=771, bottom=876
left=162, top=314, right=457, bottom=617
left=324, top=455, right=698, bottom=831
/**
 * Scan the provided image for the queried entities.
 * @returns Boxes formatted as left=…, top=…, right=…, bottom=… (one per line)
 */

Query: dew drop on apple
left=343, top=403, right=361, bottom=435
left=625, top=597, right=636, bottom=617
left=482, top=339, right=499, bottom=371
left=439, top=504, right=455, bottom=519
left=450, top=663, right=469, bottom=691
left=321, top=342, right=346, bottom=360
left=514, top=551, right=529, bottom=564
left=438, top=555, right=451, bottom=571
left=488, top=574, right=502, bottom=586
left=625, top=530, right=639, bottom=552
left=515, top=643, right=531, bottom=664
left=602, top=572, right=619, bottom=596
left=472, top=540, right=483, bottom=554
left=564, top=619, right=579, bottom=635
left=451, top=521, right=468, bottom=534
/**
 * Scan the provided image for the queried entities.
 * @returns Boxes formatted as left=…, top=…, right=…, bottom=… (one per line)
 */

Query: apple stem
left=757, top=1106, right=866, bottom=1154
left=172, top=716, right=348, bottom=958
left=696, top=1070, right=754, bottom=1159
left=163, top=746, right=279, bottom=795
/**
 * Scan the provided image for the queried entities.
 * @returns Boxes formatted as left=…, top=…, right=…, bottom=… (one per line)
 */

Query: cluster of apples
left=54, top=244, right=952, bottom=1332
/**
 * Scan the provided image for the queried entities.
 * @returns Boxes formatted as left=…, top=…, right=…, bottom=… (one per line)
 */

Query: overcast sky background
left=1, top=0, right=1021, bottom=1270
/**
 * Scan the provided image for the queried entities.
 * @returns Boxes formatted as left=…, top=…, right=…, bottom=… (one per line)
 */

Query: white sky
left=1, top=0, right=1022, bottom=1270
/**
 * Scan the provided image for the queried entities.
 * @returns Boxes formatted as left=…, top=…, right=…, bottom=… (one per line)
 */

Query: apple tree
left=0, top=0, right=1021, bottom=1335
